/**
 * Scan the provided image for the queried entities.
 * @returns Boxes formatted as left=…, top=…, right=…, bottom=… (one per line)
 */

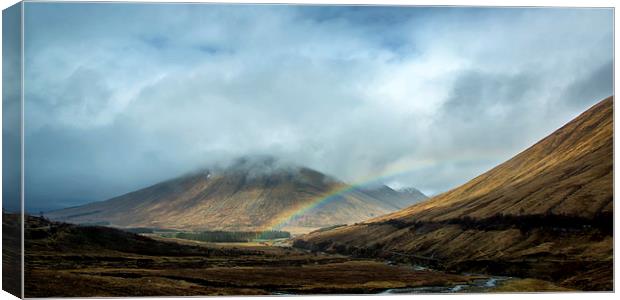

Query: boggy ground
left=24, top=215, right=491, bottom=297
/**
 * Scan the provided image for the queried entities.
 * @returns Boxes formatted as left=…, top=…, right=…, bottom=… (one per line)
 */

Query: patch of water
left=380, top=276, right=512, bottom=294
left=413, top=265, right=429, bottom=271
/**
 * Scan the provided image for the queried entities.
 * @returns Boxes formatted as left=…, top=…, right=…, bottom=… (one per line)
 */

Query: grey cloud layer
left=23, top=4, right=613, bottom=210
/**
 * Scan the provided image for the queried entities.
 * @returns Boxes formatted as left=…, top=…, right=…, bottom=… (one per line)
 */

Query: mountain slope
left=382, top=96, right=612, bottom=221
left=46, top=158, right=422, bottom=233
left=396, top=187, right=428, bottom=206
left=295, top=96, right=613, bottom=290
left=358, top=185, right=427, bottom=210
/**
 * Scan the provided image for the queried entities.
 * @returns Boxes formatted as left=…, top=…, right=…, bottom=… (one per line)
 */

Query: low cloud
left=22, top=4, right=613, bottom=210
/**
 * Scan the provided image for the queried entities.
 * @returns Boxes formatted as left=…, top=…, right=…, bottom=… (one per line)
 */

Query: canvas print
left=1, top=1, right=614, bottom=297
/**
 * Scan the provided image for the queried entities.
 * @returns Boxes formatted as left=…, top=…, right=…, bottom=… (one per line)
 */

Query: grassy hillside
left=295, top=96, right=613, bottom=291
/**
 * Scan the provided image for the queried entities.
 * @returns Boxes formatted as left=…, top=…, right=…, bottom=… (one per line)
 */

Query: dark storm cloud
left=22, top=3, right=613, bottom=210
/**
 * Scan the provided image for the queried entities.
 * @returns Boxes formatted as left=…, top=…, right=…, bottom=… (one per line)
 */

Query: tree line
left=175, top=230, right=291, bottom=242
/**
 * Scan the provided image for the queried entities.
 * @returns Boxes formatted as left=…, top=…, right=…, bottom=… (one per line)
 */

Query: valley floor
left=22, top=215, right=573, bottom=297
left=25, top=238, right=573, bottom=297
left=25, top=239, right=472, bottom=296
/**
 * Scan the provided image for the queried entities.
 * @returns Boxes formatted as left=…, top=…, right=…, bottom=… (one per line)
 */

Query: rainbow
left=260, top=183, right=359, bottom=233
left=259, top=154, right=500, bottom=234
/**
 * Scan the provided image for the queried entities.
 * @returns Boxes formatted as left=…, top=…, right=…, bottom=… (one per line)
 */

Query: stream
left=379, top=276, right=513, bottom=294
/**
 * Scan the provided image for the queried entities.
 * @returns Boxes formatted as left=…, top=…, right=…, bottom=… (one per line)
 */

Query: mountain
left=359, top=185, right=427, bottom=209
left=46, top=157, right=423, bottom=233
left=295, top=96, right=613, bottom=290
left=396, top=187, right=428, bottom=204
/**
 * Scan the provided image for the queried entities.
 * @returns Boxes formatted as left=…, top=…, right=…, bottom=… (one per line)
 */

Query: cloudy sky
left=22, top=3, right=613, bottom=211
